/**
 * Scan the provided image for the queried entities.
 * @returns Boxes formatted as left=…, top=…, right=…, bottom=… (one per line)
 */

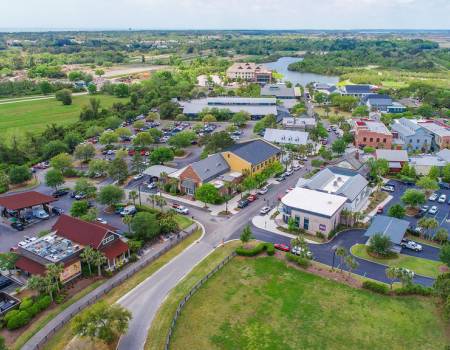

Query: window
left=383, top=138, right=387, bottom=143
left=369, top=138, right=373, bottom=142
left=363, top=137, right=367, bottom=142
left=102, top=235, right=114, bottom=246
left=376, top=138, right=380, bottom=143
left=303, top=218, right=309, bottom=230
left=417, top=139, right=420, bottom=143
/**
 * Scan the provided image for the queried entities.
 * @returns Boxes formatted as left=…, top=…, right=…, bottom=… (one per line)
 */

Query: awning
left=101, top=239, right=129, bottom=260
left=0, top=191, right=57, bottom=211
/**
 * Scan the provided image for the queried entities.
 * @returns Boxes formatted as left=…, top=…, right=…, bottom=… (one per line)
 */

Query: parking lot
left=383, top=179, right=450, bottom=235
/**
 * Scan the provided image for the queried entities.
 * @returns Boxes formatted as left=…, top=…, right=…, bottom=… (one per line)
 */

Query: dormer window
left=102, top=235, right=114, bottom=246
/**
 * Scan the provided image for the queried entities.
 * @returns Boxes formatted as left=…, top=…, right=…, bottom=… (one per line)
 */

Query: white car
left=381, top=185, right=395, bottom=192
left=285, top=169, right=294, bottom=176
left=147, top=182, right=157, bottom=190
left=258, top=186, right=269, bottom=195
left=401, top=239, right=423, bottom=252
left=133, top=173, right=144, bottom=181
left=438, top=194, right=447, bottom=203
left=292, top=164, right=302, bottom=171
left=18, top=241, right=28, bottom=247
left=291, top=246, right=312, bottom=258
left=96, top=218, right=108, bottom=224
left=175, top=206, right=189, bottom=215
left=429, top=193, right=438, bottom=201
left=33, top=209, right=49, bottom=220
left=429, top=206, right=438, bottom=215
left=260, top=206, right=270, bottom=215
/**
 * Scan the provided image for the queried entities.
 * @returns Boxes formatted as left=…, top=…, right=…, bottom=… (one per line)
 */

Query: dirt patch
left=405, top=207, right=419, bottom=216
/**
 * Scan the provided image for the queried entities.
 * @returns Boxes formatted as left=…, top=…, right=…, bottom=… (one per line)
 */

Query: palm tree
left=345, top=255, right=358, bottom=277
left=336, top=247, right=347, bottom=272
left=123, top=215, right=133, bottom=234
left=27, top=275, right=46, bottom=294
left=46, top=263, right=64, bottom=293
left=92, top=251, right=107, bottom=276
left=340, top=209, right=351, bottom=227
left=80, top=246, right=96, bottom=276
left=128, top=190, right=138, bottom=205
left=385, top=266, right=397, bottom=290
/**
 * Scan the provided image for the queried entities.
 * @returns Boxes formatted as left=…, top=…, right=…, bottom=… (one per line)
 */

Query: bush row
left=362, top=281, right=389, bottom=294
left=286, top=253, right=311, bottom=268
left=3, top=295, right=52, bottom=330
left=236, top=243, right=275, bottom=257
left=362, top=280, right=433, bottom=296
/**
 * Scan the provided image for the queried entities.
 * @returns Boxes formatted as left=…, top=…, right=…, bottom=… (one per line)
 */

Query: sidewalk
left=362, top=194, right=393, bottom=223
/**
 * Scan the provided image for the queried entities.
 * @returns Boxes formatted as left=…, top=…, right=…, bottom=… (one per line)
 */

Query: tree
left=55, top=89, right=72, bottom=105
left=387, top=204, right=405, bottom=219
left=87, top=83, right=97, bottom=94
left=440, top=244, right=450, bottom=268
left=27, top=275, right=49, bottom=297
left=128, top=190, right=138, bottom=205
left=88, top=159, right=109, bottom=177
left=417, top=217, right=438, bottom=239
left=133, top=132, right=154, bottom=148
left=331, top=139, right=347, bottom=155
left=8, top=165, right=32, bottom=185
left=345, top=255, right=358, bottom=277
left=85, top=125, right=104, bottom=138
left=435, top=228, right=448, bottom=245
left=401, top=189, right=426, bottom=209
left=74, top=143, right=96, bottom=164
left=74, top=178, right=97, bottom=198
left=202, top=131, right=235, bottom=154
left=0, top=171, right=10, bottom=193
left=416, top=176, right=439, bottom=195
left=92, top=250, right=107, bottom=276
left=195, top=183, right=221, bottom=206
left=123, top=215, right=133, bottom=234
left=131, top=153, right=146, bottom=174
left=367, top=233, right=392, bottom=257
left=442, top=164, right=450, bottom=183
left=131, top=212, right=160, bottom=241
left=114, top=83, right=129, bottom=98
left=43, top=140, right=69, bottom=159
left=231, top=111, right=250, bottom=127
left=150, top=147, right=174, bottom=165
left=352, top=105, right=369, bottom=117
left=428, top=166, right=440, bottom=180
left=70, top=200, right=89, bottom=217
left=45, top=169, right=64, bottom=189
left=50, top=153, right=73, bottom=174
left=46, top=263, right=64, bottom=293
left=72, top=301, right=132, bottom=344
left=108, top=157, right=129, bottom=183
left=99, top=131, right=119, bottom=146
left=385, top=266, right=397, bottom=290
left=0, top=252, right=18, bottom=272
left=39, top=80, right=52, bottom=94
left=363, top=146, right=375, bottom=154
left=104, top=116, right=122, bottom=129
left=202, top=114, right=216, bottom=123
left=95, top=69, right=105, bottom=77
left=133, top=120, right=146, bottom=130
left=396, top=267, right=414, bottom=287
left=98, top=185, right=124, bottom=208
left=80, top=246, right=96, bottom=276
left=367, top=158, right=389, bottom=188
left=336, top=246, right=347, bottom=272
left=64, top=131, right=83, bottom=152
left=168, top=131, right=196, bottom=149
left=240, top=225, right=253, bottom=246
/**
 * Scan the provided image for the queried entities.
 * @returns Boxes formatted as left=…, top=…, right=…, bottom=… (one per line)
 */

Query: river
left=265, top=56, right=339, bottom=86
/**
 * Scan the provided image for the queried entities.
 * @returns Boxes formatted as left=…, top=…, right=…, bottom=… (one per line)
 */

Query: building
left=222, top=139, right=281, bottom=175
left=362, top=94, right=406, bottom=113
left=375, top=149, right=409, bottom=173
left=437, top=149, right=450, bottom=163
left=364, top=215, right=410, bottom=253
left=261, top=84, right=297, bottom=99
left=340, top=84, right=376, bottom=97
left=263, top=128, right=309, bottom=146
left=180, top=97, right=278, bottom=120
left=281, top=187, right=347, bottom=236
left=417, top=120, right=450, bottom=150
left=226, top=62, right=272, bottom=84
left=409, top=155, right=448, bottom=176
left=296, top=166, right=370, bottom=212
left=0, top=191, right=56, bottom=220
left=352, top=119, right=393, bottom=149
left=391, top=118, right=432, bottom=152
left=313, top=83, right=337, bottom=95
left=282, top=116, right=316, bottom=130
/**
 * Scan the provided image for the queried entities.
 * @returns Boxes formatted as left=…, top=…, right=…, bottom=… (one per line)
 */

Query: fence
left=26, top=223, right=198, bottom=350
left=164, top=251, right=237, bottom=350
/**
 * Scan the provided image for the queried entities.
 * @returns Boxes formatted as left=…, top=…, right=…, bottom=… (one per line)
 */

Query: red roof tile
left=15, top=256, right=46, bottom=276
left=0, top=191, right=57, bottom=211
left=100, top=239, right=129, bottom=260
left=53, top=215, right=116, bottom=249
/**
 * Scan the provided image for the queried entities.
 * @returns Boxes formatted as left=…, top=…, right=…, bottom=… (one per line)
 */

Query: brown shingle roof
left=0, top=191, right=57, bottom=211
left=15, top=256, right=46, bottom=276
left=101, top=239, right=129, bottom=260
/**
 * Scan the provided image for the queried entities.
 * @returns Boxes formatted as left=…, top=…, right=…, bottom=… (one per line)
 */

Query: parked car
left=147, top=182, right=157, bottom=190
left=120, top=205, right=137, bottom=217
left=274, top=243, right=290, bottom=252
left=74, top=192, right=86, bottom=200
left=377, top=207, right=384, bottom=214
left=33, top=209, right=49, bottom=220
left=381, top=185, right=395, bottom=192
left=52, top=188, right=69, bottom=198
left=400, top=239, right=423, bottom=252
left=247, top=194, right=257, bottom=202
left=429, top=206, right=438, bottom=215
left=259, top=206, right=270, bottom=215
left=237, top=199, right=249, bottom=208
left=51, top=207, right=64, bottom=216
left=96, top=218, right=108, bottom=224
left=292, top=164, right=302, bottom=171
left=285, top=169, right=294, bottom=176
left=276, top=175, right=285, bottom=182
left=438, top=194, right=447, bottom=203
left=174, top=206, right=189, bottom=215
left=133, top=173, right=144, bottom=181
left=258, top=186, right=269, bottom=195
left=416, top=205, right=429, bottom=218
left=429, top=193, right=438, bottom=201
left=291, top=246, right=313, bottom=258
left=11, top=222, right=24, bottom=231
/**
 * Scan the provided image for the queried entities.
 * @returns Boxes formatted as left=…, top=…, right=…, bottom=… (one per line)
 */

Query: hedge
left=7, top=310, right=31, bottom=330
left=286, top=253, right=311, bottom=268
left=362, top=281, right=389, bottom=294
left=395, top=284, right=433, bottom=296
left=236, top=243, right=275, bottom=257
left=19, top=297, right=33, bottom=310
left=4, top=295, right=52, bottom=330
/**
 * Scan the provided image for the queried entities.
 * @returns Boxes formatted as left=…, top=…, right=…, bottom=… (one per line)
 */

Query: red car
left=247, top=194, right=257, bottom=202
left=274, top=243, right=290, bottom=252
left=377, top=206, right=384, bottom=214
left=128, top=149, right=136, bottom=156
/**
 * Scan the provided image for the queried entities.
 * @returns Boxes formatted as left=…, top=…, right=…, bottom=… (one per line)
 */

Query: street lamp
left=331, top=245, right=338, bottom=271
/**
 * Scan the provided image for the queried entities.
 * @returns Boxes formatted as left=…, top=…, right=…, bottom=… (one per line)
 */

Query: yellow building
left=222, top=139, right=281, bottom=175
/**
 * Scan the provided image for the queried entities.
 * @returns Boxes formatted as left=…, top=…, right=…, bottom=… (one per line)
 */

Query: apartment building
left=226, top=62, right=272, bottom=84
left=352, top=119, right=393, bottom=149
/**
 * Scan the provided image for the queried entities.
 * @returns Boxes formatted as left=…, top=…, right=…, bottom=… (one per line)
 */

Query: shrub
left=35, top=295, right=52, bottom=311
left=395, top=284, right=433, bottom=296
left=4, top=309, right=19, bottom=322
left=362, top=280, right=389, bottom=294
left=286, top=253, right=311, bottom=268
left=235, top=243, right=274, bottom=257
left=19, top=297, right=33, bottom=310
left=129, top=253, right=138, bottom=262
left=316, top=231, right=325, bottom=239
left=27, top=304, right=41, bottom=317
left=7, top=310, right=31, bottom=330
left=266, top=244, right=275, bottom=256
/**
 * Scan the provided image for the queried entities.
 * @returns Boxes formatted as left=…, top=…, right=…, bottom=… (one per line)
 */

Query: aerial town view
left=0, top=1, right=449, bottom=349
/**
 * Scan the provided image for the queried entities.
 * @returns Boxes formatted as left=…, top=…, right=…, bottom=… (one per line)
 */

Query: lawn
left=0, top=94, right=127, bottom=140
left=169, top=257, right=449, bottom=350
left=351, top=244, right=444, bottom=278
left=174, top=215, right=194, bottom=230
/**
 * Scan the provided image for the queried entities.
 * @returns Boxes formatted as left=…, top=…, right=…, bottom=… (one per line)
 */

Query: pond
left=265, top=56, right=339, bottom=86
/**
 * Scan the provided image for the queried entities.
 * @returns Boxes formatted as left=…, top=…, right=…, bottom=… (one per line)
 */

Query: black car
left=52, top=189, right=69, bottom=198
left=51, top=207, right=64, bottom=216
left=237, top=199, right=249, bottom=209
left=11, top=222, right=25, bottom=231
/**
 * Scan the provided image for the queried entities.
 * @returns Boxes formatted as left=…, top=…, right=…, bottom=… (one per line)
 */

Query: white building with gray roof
left=263, top=128, right=309, bottom=146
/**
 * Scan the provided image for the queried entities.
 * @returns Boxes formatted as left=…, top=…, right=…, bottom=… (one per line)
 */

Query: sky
left=1, top=0, right=449, bottom=30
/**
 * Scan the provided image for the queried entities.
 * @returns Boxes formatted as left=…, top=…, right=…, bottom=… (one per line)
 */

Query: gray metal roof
left=207, top=97, right=276, bottom=105
left=437, top=149, right=450, bottom=163
left=181, top=98, right=278, bottom=116
left=344, top=85, right=373, bottom=94
left=263, top=128, right=309, bottom=146
left=144, top=165, right=178, bottom=177
left=363, top=94, right=393, bottom=107
left=261, top=84, right=296, bottom=98
left=364, top=215, right=410, bottom=245
left=391, top=121, right=415, bottom=137
left=225, top=139, right=280, bottom=165
left=191, top=153, right=230, bottom=182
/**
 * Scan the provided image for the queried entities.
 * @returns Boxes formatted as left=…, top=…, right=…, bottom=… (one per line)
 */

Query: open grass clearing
left=169, top=256, right=449, bottom=350
left=42, top=228, right=202, bottom=350
left=351, top=243, right=444, bottom=278
left=174, top=215, right=194, bottom=230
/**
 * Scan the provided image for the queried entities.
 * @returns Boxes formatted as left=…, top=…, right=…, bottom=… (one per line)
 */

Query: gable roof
left=191, top=153, right=230, bottom=182
left=224, top=139, right=280, bottom=165
left=261, top=84, right=295, bottom=98
left=0, top=191, right=57, bottom=211
left=52, top=214, right=115, bottom=249
left=364, top=215, right=410, bottom=245
left=363, top=94, right=392, bottom=106
left=344, top=84, right=373, bottom=94
left=263, top=128, right=308, bottom=145
left=437, top=149, right=450, bottom=163
left=375, top=149, right=408, bottom=162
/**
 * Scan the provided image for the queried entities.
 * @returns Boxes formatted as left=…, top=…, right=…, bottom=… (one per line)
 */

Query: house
left=226, top=62, right=272, bottom=84
left=178, top=153, right=231, bottom=196
left=313, top=83, right=337, bottom=95
left=362, top=94, right=406, bottom=113
left=391, top=118, right=432, bottom=152
left=409, top=155, right=448, bottom=176
left=375, top=149, right=409, bottom=173
left=296, top=166, right=370, bottom=212
left=352, top=119, right=393, bottom=149
left=364, top=215, right=410, bottom=253
left=282, top=116, right=316, bottom=130
left=417, top=120, right=450, bottom=150
left=280, top=187, right=347, bottom=237
left=263, top=128, right=309, bottom=146
left=340, top=84, right=376, bottom=97
left=261, top=84, right=297, bottom=99
left=222, top=139, right=281, bottom=175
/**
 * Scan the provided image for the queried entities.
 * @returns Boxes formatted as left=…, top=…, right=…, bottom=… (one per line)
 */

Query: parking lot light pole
left=331, top=245, right=338, bottom=271
left=138, top=184, right=142, bottom=206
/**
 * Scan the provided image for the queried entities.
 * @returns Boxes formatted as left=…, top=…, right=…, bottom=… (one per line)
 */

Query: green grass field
left=170, top=257, right=449, bottom=350
left=0, top=94, right=126, bottom=140
left=351, top=244, right=443, bottom=278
